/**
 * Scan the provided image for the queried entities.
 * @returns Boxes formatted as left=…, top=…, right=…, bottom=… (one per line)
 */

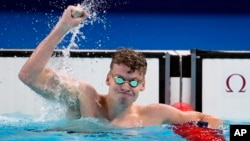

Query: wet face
left=106, top=64, right=145, bottom=106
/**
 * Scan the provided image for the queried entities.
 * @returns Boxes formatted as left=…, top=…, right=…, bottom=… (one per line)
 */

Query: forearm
left=19, top=6, right=88, bottom=81
left=19, top=24, right=69, bottom=82
left=182, top=111, right=222, bottom=129
left=25, top=24, right=68, bottom=70
left=200, top=113, right=223, bottom=129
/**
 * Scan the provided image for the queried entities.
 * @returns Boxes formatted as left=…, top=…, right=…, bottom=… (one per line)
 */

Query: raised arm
left=18, top=5, right=89, bottom=101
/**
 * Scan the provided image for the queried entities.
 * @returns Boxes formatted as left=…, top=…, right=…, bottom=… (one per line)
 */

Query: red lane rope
left=170, top=103, right=225, bottom=141
left=171, top=122, right=225, bottom=141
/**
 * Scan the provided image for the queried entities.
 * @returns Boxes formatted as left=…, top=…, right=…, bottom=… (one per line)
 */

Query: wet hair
left=110, top=47, right=147, bottom=75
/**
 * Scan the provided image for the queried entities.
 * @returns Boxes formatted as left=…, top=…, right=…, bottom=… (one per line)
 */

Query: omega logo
left=226, top=73, right=246, bottom=93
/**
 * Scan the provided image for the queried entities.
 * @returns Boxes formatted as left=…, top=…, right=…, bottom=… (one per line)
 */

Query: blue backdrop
left=1, top=0, right=250, bottom=50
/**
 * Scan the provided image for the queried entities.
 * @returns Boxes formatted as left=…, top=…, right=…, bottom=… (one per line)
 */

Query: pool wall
left=1, top=49, right=250, bottom=122
left=0, top=49, right=193, bottom=116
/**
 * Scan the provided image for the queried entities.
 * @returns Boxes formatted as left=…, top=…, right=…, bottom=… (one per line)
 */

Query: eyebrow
left=111, top=73, right=139, bottom=80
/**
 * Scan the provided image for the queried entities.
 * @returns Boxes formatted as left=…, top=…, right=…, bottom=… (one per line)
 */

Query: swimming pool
left=0, top=112, right=230, bottom=141
left=0, top=2, right=247, bottom=140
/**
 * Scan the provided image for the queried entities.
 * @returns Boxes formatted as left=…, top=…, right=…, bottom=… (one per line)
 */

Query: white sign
left=202, top=59, right=250, bottom=121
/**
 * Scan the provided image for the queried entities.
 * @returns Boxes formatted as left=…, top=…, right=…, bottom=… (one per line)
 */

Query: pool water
left=0, top=113, right=229, bottom=141
left=0, top=125, right=183, bottom=141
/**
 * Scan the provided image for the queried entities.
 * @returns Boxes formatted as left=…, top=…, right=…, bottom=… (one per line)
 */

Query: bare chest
left=111, top=114, right=162, bottom=128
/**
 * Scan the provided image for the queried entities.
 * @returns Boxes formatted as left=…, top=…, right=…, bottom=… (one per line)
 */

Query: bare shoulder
left=132, top=103, right=177, bottom=125
left=138, top=103, right=178, bottom=118
left=76, top=80, right=105, bottom=109
left=142, top=103, right=177, bottom=111
left=139, top=103, right=184, bottom=124
left=77, top=80, right=99, bottom=97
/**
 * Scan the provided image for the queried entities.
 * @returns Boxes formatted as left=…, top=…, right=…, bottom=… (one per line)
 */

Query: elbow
left=18, top=70, right=27, bottom=84
left=18, top=69, right=32, bottom=85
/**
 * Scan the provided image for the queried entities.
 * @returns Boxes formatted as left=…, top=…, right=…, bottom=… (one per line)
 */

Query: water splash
left=41, top=1, right=111, bottom=119
left=64, top=0, right=110, bottom=51
left=58, top=0, right=110, bottom=75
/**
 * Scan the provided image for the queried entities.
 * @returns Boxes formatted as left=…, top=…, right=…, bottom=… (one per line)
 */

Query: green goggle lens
left=114, top=76, right=139, bottom=87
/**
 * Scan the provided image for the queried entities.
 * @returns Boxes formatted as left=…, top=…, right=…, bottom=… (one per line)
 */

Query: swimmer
left=18, top=5, right=222, bottom=129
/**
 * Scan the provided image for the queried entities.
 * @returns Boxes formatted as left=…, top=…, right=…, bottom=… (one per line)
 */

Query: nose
left=120, top=81, right=131, bottom=90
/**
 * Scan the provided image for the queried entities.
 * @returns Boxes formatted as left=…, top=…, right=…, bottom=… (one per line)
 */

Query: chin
left=117, top=97, right=132, bottom=106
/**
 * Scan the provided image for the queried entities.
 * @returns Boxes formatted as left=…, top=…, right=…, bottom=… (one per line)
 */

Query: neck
left=105, top=95, right=133, bottom=120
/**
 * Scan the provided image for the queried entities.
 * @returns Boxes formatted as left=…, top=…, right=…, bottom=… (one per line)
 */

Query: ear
left=140, top=80, right=146, bottom=91
left=106, top=72, right=111, bottom=86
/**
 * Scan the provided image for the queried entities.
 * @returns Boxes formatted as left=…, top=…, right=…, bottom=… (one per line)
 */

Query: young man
left=19, top=5, right=222, bottom=128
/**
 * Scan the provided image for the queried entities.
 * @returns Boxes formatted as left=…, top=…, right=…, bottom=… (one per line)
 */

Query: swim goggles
left=112, top=75, right=142, bottom=88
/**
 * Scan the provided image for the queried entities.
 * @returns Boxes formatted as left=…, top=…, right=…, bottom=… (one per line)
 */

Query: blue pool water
left=0, top=113, right=230, bottom=141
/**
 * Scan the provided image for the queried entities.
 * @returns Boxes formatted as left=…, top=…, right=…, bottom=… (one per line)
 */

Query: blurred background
left=1, top=0, right=250, bottom=50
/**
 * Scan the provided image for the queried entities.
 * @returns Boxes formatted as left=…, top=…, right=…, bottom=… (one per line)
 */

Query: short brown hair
left=110, top=47, right=147, bottom=75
